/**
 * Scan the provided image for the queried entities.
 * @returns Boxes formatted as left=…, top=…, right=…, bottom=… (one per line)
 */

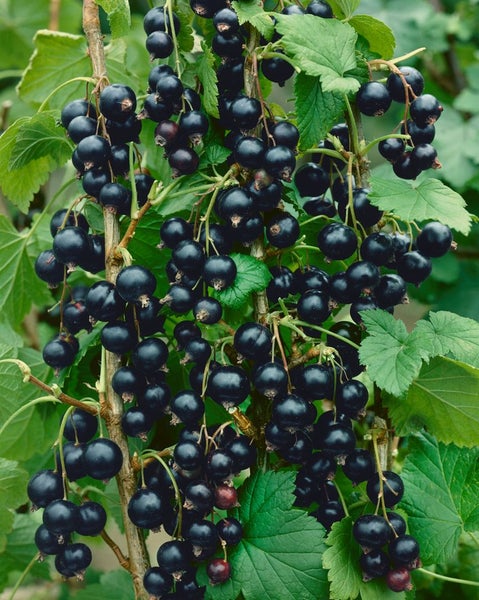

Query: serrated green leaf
left=9, top=112, right=72, bottom=169
left=323, top=517, right=405, bottom=600
left=196, top=42, right=219, bottom=119
left=17, top=31, right=137, bottom=110
left=0, top=458, right=28, bottom=509
left=327, top=0, right=360, bottom=19
left=385, top=356, right=479, bottom=447
left=200, top=470, right=329, bottom=600
left=0, top=510, right=14, bottom=556
left=359, top=310, right=424, bottom=397
left=0, top=119, right=61, bottom=212
left=369, top=176, right=471, bottom=235
left=412, top=311, right=479, bottom=368
left=399, top=432, right=479, bottom=565
left=0, top=216, right=54, bottom=324
left=349, top=15, right=395, bottom=60
left=0, top=345, right=61, bottom=461
left=73, top=570, right=135, bottom=600
left=213, top=253, right=272, bottom=309
left=95, top=0, right=130, bottom=38
left=175, top=3, right=195, bottom=54
left=204, top=143, right=230, bottom=166
left=275, top=15, right=360, bottom=94
left=231, top=0, right=275, bottom=39
left=295, top=73, right=345, bottom=151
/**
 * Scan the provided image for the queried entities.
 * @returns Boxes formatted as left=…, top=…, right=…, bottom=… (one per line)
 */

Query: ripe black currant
left=116, top=265, right=157, bottom=306
left=318, top=222, right=357, bottom=260
left=386, top=66, right=424, bottom=103
left=263, top=145, right=296, bottom=181
left=84, top=438, right=123, bottom=480
left=366, top=471, right=404, bottom=507
left=203, top=254, right=237, bottom=290
left=207, top=365, right=250, bottom=409
left=99, top=84, right=137, bottom=122
left=356, top=81, right=392, bottom=116
left=416, top=221, right=452, bottom=257
left=353, top=514, right=391, bottom=550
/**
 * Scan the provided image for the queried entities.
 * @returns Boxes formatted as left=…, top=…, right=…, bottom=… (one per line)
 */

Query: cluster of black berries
left=34, top=208, right=104, bottom=374
left=356, top=66, right=443, bottom=179
left=353, top=476, right=421, bottom=592
left=139, top=8, right=210, bottom=177
left=28, top=408, right=122, bottom=579
left=139, top=424, right=254, bottom=597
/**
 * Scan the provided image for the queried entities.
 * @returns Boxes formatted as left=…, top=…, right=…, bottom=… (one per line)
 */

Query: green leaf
left=175, top=4, right=195, bottom=54
left=196, top=42, right=219, bottom=119
left=231, top=0, right=275, bottom=39
left=349, top=15, right=395, bottom=60
left=0, top=513, right=50, bottom=590
left=368, top=176, right=471, bottom=235
left=0, top=345, right=61, bottom=461
left=294, top=73, right=345, bottom=151
left=386, top=356, right=479, bottom=447
left=17, top=30, right=90, bottom=108
left=323, top=517, right=405, bottom=600
left=17, top=31, right=137, bottom=110
left=358, top=310, right=424, bottom=397
left=95, top=0, right=130, bottom=38
left=212, top=253, right=272, bottom=309
left=399, top=432, right=479, bottom=565
left=9, top=111, right=72, bottom=169
left=327, top=0, right=360, bottom=19
left=413, top=311, right=479, bottom=368
left=275, top=15, right=360, bottom=94
left=0, top=458, right=28, bottom=509
left=0, top=510, right=14, bottom=556
left=0, top=119, right=61, bottom=212
left=73, top=570, right=135, bottom=600
left=0, top=216, right=54, bottom=324
left=201, top=470, right=329, bottom=600
left=204, top=143, right=230, bottom=166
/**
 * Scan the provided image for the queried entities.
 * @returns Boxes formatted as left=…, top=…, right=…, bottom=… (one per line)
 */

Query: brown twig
left=117, top=200, right=152, bottom=249
left=29, top=373, right=99, bottom=415
left=100, top=529, right=130, bottom=570
left=49, top=0, right=61, bottom=31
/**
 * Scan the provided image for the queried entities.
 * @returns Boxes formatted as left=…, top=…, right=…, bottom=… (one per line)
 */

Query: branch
left=82, top=2, right=150, bottom=598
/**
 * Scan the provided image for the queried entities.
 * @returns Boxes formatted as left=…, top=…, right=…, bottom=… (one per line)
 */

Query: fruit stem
left=100, top=528, right=130, bottom=570
left=37, top=77, right=97, bottom=112
left=7, top=552, right=40, bottom=600
left=333, top=480, right=350, bottom=517
left=417, top=568, right=479, bottom=587
left=82, top=2, right=150, bottom=596
left=361, top=133, right=411, bottom=157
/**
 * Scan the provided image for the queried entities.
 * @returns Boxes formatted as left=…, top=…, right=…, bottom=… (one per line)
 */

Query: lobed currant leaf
left=212, top=253, right=272, bottom=309
left=199, top=471, right=329, bottom=600
left=399, top=432, right=479, bottom=565
left=368, top=176, right=471, bottom=235
left=275, top=15, right=360, bottom=94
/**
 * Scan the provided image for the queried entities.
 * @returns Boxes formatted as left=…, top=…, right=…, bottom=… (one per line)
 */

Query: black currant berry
left=234, top=322, right=272, bottom=360
left=272, top=394, right=316, bottom=431
left=53, top=226, right=91, bottom=269
left=416, top=221, right=452, bottom=258
left=318, top=222, right=357, bottom=260
left=207, top=558, right=231, bottom=584
left=99, top=84, right=137, bottom=122
left=76, top=134, right=112, bottom=169
left=410, top=94, right=443, bottom=126
left=359, top=549, right=390, bottom=580
left=160, top=283, right=196, bottom=314
left=206, top=450, right=234, bottom=483
left=253, top=361, right=288, bottom=399
left=203, top=254, right=237, bottom=290
left=116, top=265, right=157, bottom=306
left=263, top=145, right=296, bottom=181
left=55, top=542, right=92, bottom=579
left=374, top=274, right=407, bottom=308
left=170, top=390, right=205, bottom=426
left=143, top=6, right=181, bottom=35
left=84, top=438, right=123, bottom=480
left=297, top=290, right=331, bottom=325
left=378, top=137, right=405, bottom=162
left=35, top=524, right=68, bottom=556
left=193, top=296, right=222, bottom=324
left=128, top=488, right=164, bottom=529
left=306, top=0, right=334, bottom=17
left=360, top=232, right=393, bottom=266
left=366, top=471, right=404, bottom=507
left=343, top=448, right=375, bottom=484
left=35, top=249, right=66, bottom=287
left=233, top=135, right=265, bottom=170
left=146, top=30, right=174, bottom=59
left=261, top=54, right=295, bottom=85
left=43, top=499, right=80, bottom=536
left=157, top=540, right=193, bottom=576
left=143, top=567, right=173, bottom=598
left=397, top=250, right=432, bottom=285
left=168, top=146, right=200, bottom=177
left=43, top=335, right=77, bottom=371
left=386, top=567, right=413, bottom=592
left=386, top=66, right=424, bottom=103
left=356, top=81, right=392, bottom=116
left=69, top=501, right=104, bottom=539
left=85, top=281, right=126, bottom=321
left=207, top=365, right=250, bottom=409
left=61, top=99, right=97, bottom=129
left=173, top=441, right=204, bottom=472
left=389, top=534, right=420, bottom=568
left=217, top=517, right=243, bottom=545
left=100, top=321, right=137, bottom=354
left=27, top=470, right=64, bottom=509
left=353, top=514, right=391, bottom=550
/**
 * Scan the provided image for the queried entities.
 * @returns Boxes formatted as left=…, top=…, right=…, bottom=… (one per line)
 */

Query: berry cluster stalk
left=82, top=1, right=150, bottom=597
